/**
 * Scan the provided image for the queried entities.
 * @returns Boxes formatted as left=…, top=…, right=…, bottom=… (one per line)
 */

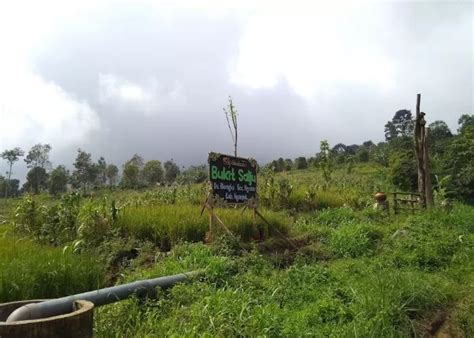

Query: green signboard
left=208, top=153, right=257, bottom=203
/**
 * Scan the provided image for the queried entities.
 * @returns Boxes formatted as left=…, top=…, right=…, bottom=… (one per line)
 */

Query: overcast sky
left=0, top=0, right=472, bottom=180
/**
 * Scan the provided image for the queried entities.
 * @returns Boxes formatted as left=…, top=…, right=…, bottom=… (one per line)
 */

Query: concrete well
left=0, top=299, right=94, bottom=338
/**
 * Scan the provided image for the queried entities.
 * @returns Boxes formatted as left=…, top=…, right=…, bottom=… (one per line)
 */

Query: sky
left=0, top=0, right=472, bottom=180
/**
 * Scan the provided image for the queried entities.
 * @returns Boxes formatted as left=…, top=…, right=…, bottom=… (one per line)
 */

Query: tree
left=362, top=140, right=375, bottom=149
left=49, top=165, right=69, bottom=195
left=128, top=154, right=144, bottom=168
left=345, top=144, right=360, bottom=155
left=356, top=148, right=369, bottom=163
left=277, top=158, right=285, bottom=172
left=143, top=160, right=164, bottom=186
left=1, top=147, right=24, bottom=198
left=429, top=120, right=452, bottom=140
left=223, top=96, right=238, bottom=157
left=106, top=164, right=119, bottom=186
left=0, top=176, right=19, bottom=197
left=389, top=150, right=417, bottom=191
left=270, top=160, right=281, bottom=172
left=284, top=159, right=293, bottom=171
left=24, top=167, right=49, bottom=194
left=332, top=143, right=347, bottom=154
left=458, top=114, right=474, bottom=134
left=121, top=154, right=144, bottom=188
left=442, top=125, right=474, bottom=201
left=71, top=149, right=97, bottom=191
left=24, top=143, right=51, bottom=170
left=371, top=142, right=390, bottom=167
left=427, top=120, right=453, bottom=158
left=121, top=161, right=140, bottom=188
left=24, top=143, right=52, bottom=194
left=96, top=157, right=107, bottom=186
left=164, top=159, right=180, bottom=184
left=319, top=140, right=333, bottom=187
left=384, top=110, right=414, bottom=141
left=177, top=165, right=208, bottom=184
left=295, top=157, right=308, bottom=170
left=332, top=143, right=347, bottom=164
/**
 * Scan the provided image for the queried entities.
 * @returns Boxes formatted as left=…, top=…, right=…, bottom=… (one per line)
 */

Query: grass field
left=0, top=164, right=473, bottom=336
left=94, top=205, right=474, bottom=337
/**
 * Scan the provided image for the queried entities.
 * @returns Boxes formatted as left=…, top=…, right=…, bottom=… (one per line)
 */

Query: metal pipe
left=6, top=270, right=199, bottom=323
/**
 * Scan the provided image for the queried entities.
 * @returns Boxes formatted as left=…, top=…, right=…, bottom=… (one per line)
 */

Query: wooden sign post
left=203, top=152, right=296, bottom=247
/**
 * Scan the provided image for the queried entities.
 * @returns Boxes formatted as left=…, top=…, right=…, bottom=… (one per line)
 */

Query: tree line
left=0, top=146, right=204, bottom=197
left=266, top=112, right=473, bottom=203
left=2, top=111, right=473, bottom=202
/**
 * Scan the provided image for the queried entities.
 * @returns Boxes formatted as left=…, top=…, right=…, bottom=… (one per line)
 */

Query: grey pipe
left=6, top=270, right=199, bottom=323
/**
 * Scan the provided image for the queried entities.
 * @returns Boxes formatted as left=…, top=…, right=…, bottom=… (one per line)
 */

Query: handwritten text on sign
left=209, top=153, right=257, bottom=203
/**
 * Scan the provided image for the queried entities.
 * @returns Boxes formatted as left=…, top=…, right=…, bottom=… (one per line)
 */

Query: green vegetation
left=0, top=112, right=472, bottom=335
left=0, top=179, right=471, bottom=336
left=0, top=226, right=104, bottom=302
left=92, top=205, right=473, bottom=337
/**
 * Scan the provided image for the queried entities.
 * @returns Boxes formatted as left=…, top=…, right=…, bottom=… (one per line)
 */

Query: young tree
left=106, top=164, right=119, bottom=186
left=319, top=140, right=333, bottom=187
left=1, top=147, right=24, bottom=198
left=49, top=165, right=69, bottom=195
left=164, top=159, right=180, bottom=184
left=143, top=160, right=164, bottom=186
left=223, top=96, right=238, bottom=157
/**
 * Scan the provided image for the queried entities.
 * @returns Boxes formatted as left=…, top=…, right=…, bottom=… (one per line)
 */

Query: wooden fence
left=391, top=192, right=421, bottom=214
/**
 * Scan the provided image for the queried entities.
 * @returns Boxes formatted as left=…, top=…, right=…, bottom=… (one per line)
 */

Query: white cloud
left=230, top=1, right=396, bottom=99
left=98, top=73, right=186, bottom=115
left=0, top=64, right=100, bottom=151
left=0, top=0, right=101, bottom=152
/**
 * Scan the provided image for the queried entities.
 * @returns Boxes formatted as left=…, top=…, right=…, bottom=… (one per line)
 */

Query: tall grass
left=94, top=241, right=460, bottom=337
left=116, top=203, right=291, bottom=249
left=0, top=232, right=104, bottom=302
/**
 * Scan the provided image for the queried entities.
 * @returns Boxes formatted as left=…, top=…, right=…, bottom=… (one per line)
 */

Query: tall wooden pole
left=415, top=94, right=426, bottom=208
left=424, top=127, right=434, bottom=207
left=414, top=93, right=434, bottom=208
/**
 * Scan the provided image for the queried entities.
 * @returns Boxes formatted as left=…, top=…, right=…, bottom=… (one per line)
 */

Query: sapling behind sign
left=208, top=153, right=257, bottom=203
